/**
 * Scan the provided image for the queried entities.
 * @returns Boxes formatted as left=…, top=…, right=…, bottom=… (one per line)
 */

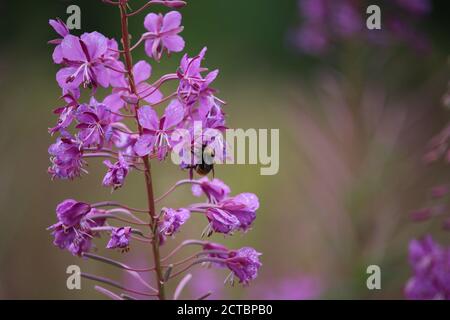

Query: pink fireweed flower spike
left=47, top=0, right=261, bottom=300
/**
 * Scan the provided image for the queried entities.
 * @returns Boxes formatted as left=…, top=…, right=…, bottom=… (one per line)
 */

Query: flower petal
left=161, top=11, right=182, bottom=32
left=163, top=99, right=185, bottom=129
left=93, top=64, right=110, bottom=88
left=49, top=19, right=69, bottom=37
left=204, top=69, right=219, bottom=87
left=56, top=67, right=81, bottom=89
left=144, top=13, right=161, bottom=32
left=107, top=60, right=127, bottom=88
left=52, top=45, right=64, bottom=64
left=133, top=61, right=152, bottom=84
left=134, top=134, right=156, bottom=156
left=61, top=35, right=85, bottom=61
left=144, top=39, right=156, bottom=59
left=103, top=92, right=125, bottom=113
left=137, top=105, right=159, bottom=130
left=162, top=35, right=185, bottom=53
left=80, top=32, right=108, bottom=59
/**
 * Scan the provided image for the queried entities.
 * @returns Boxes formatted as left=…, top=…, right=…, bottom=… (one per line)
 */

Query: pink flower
left=48, top=135, right=85, bottom=180
left=56, top=199, right=91, bottom=228
left=205, top=193, right=259, bottom=234
left=177, top=48, right=219, bottom=107
left=226, top=247, right=262, bottom=285
left=205, top=208, right=240, bottom=235
left=102, top=154, right=130, bottom=190
left=48, top=206, right=106, bottom=256
left=192, top=177, right=231, bottom=203
left=56, top=32, right=123, bottom=91
left=134, top=100, right=185, bottom=159
left=143, top=11, right=185, bottom=61
left=159, top=208, right=191, bottom=237
left=107, top=227, right=132, bottom=250
left=202, top=243, right=262, bottom=285
left=405, top=236, right=450, bottom=299
left=76, top=101, right=114, bottom=148
left=49, top=92, right=80, bottom=135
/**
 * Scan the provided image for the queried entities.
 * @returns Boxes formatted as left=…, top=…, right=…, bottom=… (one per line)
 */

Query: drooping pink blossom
left=159, top=208, right=191, bottom=237
left=76, top=101, right=114, bottom=148
left=48, top=135, right=85, bottom=180
left=48, top=203, right=106, bottom=256
left=102, top=154, right=130, bottom=190
left=107, top=227, right=132, bottom=250
left=201, top=243, right=262, bottom=285
left=192, top=177, right=231, bottom=203
left=205, top=193, right=259, bottom=234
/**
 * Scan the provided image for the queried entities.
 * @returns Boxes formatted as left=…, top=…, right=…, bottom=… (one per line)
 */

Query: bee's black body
left=187, top=144, right=215, bottom=178
left=194, top=163, right=214, bottom=176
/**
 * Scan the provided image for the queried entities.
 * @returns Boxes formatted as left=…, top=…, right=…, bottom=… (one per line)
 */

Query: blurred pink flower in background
left=187, top=268, right=225, bottom=300
left=291, top=0, right=431, bottom=55
left=405, top=236, right=450, bottom=300
left=249, top=276, right=322, bottom=300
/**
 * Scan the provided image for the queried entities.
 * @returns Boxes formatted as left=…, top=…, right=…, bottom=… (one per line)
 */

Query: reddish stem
left=119, top=3, right=166, bottom=300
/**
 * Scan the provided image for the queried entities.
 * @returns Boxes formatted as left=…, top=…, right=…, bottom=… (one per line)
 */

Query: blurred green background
left=0, top=0, right=449, bottom=299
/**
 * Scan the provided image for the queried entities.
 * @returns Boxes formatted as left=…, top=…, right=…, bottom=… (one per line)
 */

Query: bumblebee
left=187, top=144, right=215, bottom=178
